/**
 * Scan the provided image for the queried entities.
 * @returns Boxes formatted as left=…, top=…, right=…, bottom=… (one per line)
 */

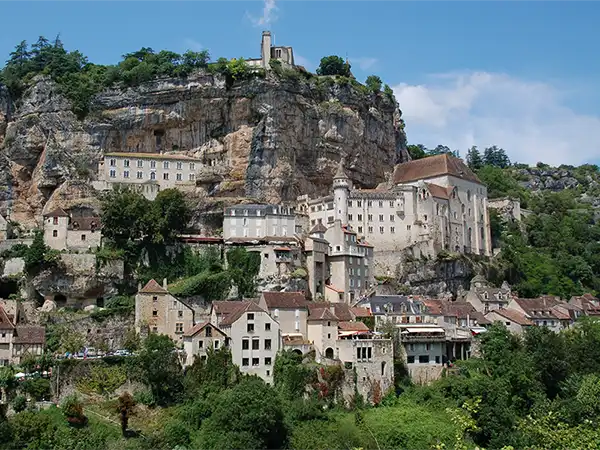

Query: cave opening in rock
left=0, top=279, right=19, bottom=299
left=54, top=294, right=67, bottom=307
left=96, top=297, right=104, bottom=308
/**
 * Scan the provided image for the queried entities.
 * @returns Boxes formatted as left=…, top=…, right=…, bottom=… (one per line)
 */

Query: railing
left=401, top=334, right=446, bottom=343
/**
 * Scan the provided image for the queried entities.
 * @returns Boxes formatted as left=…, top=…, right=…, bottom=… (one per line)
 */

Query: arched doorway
left=292, top=349, right=302, bottom=356
left=54, top=294, right=67, bottom=307
left=325, top=347, right=334, bottom=359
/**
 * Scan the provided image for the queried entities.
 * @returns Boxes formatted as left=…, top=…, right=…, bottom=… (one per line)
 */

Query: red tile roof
left=43, top=208, right=69, bottom=218
left=338, top=321, right=370, bottom=332
left=425, top=183, right=450, bottom=200
left=513, top=297, right=562, bottom=317
left=219, top=302, right=268, bottom=327
left=350, top=307, right=372, bottom=318
left=139, top=279, right=168, bottom=294
left=212, top=301, right=245, bottom=315
left=309, top=302, right=354, bottom=322
left=261, top=292, right=308, bottom=309
left=0, top=306, right=15, bottom=330
left=488, top=308, right=534, bottom=326
left=308, top=307, right=338, bottom=321
left=393, top=154, right=482, bottom=185
left=13, top=326, right=45, bottom=345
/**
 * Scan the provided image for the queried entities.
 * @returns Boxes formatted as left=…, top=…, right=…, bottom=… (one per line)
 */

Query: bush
left=20, top=378, right=51, bottom=401
left=61, top=394, right=87, bottom=426
left=133, top=389, right=156, bottom=407
left=11, top=395, right=27, bottom=413
left=316, top=55, right=351, bottom=77
left=365, top=75, right=382, bottom=93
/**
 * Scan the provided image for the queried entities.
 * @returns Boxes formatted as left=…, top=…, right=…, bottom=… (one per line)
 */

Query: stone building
left=134, top=279, right=195, bottom=344
left=462, top=275, right=513, bottom=313
left=304, top=224, right=330, bottom=300
left=485, top=308, right=534, bottom=334
left=95, top=152, right=202, bottom=200
left=258, top=291, right=308, bottom=340
left=0, top=306, right=45, bottom=366
left=247, top=31, right=295, bottom=69
left=216, top=301, right=281, bottom=384
left=43, top=208, right=102, bottom=252
left=298, top=154, right=492, bottom=275
left=182, top=322, right=229, bottom=366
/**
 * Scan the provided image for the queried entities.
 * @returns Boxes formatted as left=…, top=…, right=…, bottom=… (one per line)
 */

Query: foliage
left=226, top=247, right=261, bottom=298
left=274, top=350, right=313, bottom=401
left=316, top=55, right=351, bottom=77
left=134, top=333, right=183, bottom=406
left=11, top=395, right=27, bottom=413
left=61, top=394, right=87, bottom=426
left=183, top=347, right=241, bottom=399
left=76, top=364, right=127, bottom=397
left=365, top=75, right=382, bottom=93
left=168, top=270, right=230, bottom=300
left=198, top=376, right=288, bottom=450
left=23, top=229, right=58, bottom=275
left=117, top=391, right=136, bottom=436
left=20, top=377, right=51, bottom=401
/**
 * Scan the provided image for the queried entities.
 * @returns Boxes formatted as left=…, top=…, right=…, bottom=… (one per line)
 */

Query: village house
left=462, top=275, right=513, bottom=313
left=134, top=279, right=195, bottom=343
left=304, top=223, right=330, bottom=299
left=298, top=154, right=492, bottom=276
left=485, top=307, right=534, bottom=334
left=507, top=297, right=572, bottom=332
left=95, top=152, right=202, bottom=200
left=182, top=322, right=229, bottom=366
left=43, top=208, right=102, bottom=252
left=569, top=293, right=600, bottom=316
left=0, top=306, right=45, bottom=366
left=258, top=291, right=309, bottom=340
left=216, top=301, right=281, bottom=384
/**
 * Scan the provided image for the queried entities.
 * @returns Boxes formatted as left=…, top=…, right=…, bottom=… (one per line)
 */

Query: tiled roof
left=13, top=326, right=45, bottom=345
left=261, top=292, right=308, bottom=309
left=514, top=297, right=562, bottom=317
left=0, top=306, right=15, bottom=330
left=338, top=321, right=370, bottom=332
left=219, top=302, right=268, bottom=327
left=309, top=223, right=327, bottom=234
left=488, top=308, right=534, bottom=326
left=422, top=299, right=443, bottom=315
left=68, top=217, right=101, bottom=232
left=425, top=183, right=450, bottom=200
left=308, top=307, right=338, bottom=321
left=393, top=154, right=482, bottom=185
left=350, top=307, right=372, bottom=318
left=43, top=208, right=69, bottom=218
left=183, top=322, right=227, bottom=338
left=104, top=152, right=201, bottom=162
left=139, top=279, right=168, bottom=294
left=225, top=236, right=298, bottom=244
left=308, top=302, right=354, bottom=322
left=550, top=306, right=571, bottom=321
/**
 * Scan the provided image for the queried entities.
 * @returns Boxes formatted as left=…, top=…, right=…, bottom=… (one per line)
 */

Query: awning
left=470, top=327, right=488, bottom=335
left=282, top=333, right=304, bottom=337
left=401, top=327, right=445, bottom=334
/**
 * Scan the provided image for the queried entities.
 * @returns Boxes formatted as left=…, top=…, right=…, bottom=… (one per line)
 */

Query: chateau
left=298, top=154, right=492, bottom=275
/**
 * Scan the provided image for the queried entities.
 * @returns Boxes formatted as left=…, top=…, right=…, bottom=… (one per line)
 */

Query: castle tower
left=333, top=157, right=350, bottom=224
left=261, top=31, right=272, bottom=68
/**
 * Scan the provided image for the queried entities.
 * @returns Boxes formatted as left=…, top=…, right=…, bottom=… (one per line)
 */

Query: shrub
left=11, top=395, right=27, bottom=413
left=133, top=389, right=156, bottom=407
left=61, top=394, right=87, bottom=427
left=365, top=75, right=382, bottom=93
left=317, top=55, right=351, bottom=77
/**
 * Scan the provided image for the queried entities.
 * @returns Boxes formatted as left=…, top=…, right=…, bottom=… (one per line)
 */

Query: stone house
left=246, top=31, right=295, bottom=69
left=134, top=279, right=195, bottom=344
left=569, top=293, right=600, bottom=316
left=43, top=208, right=102, bottom=252
left=0, top=306, right=45, bottom=366
left=298, top=154, right=492, bottom=275
left=182, top=322, right=229, bottom=366
left=485, top=308, right=534, bottom=334
left=462, top=275, right=512, bottom=313
left=217, top=301, right=281, bottom=384
left=304, top=224, right=329, bottom=300
left=258, top=291, right=308, bottom=340
left=306, top=305, right=339, bottom=361
left=367, top=295, right=434, bottom=328
left=507, top=297, right=571, bottom=332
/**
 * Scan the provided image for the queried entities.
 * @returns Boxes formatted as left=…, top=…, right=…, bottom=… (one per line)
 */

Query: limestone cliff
left=0, top=72, right=408, bottom=228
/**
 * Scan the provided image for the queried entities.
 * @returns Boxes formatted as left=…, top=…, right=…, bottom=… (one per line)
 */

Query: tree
left=365, top=75, right=382, bottom=93
left=117, top=392, right=136, bottom=436
left=61, top=394, right=87, bottom=426
left=7, top=40, right=29, bottom=66
left=407, top=144, right=427, bottom=160
left=198, top=377, right=287, bottom=449
left=184, top=347, right=241, bottom=399
left=483, top=145, right=511, bottom=168
left=151, top=188, right=191, bottom=244
left=135, top=334, right=183, bottom=405
left=23, top=230, right=52, bottom=275
left=466, top=146, right=484, bottom=170
left=316, top=55, right=351, bottom=77
left=100, top=186, right=152, bottom=248
left=226, top=247, right=261, bottom=298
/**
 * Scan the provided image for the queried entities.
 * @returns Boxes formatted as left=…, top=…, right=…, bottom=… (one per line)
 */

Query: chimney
left=137, top=282, right=141, bottom=292
left=163, top=278, right=168, bottom=289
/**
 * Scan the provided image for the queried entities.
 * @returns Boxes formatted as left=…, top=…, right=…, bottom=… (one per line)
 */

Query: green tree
left=184, top=347, right=241, bottom=399
left=100, top=187, right=152, bottom=248
left=117, top=391, right=136, bottom=437
left=466, top=146, right=484, bottom=170
left=407, top=144, right=427, bottom=160
left=226, top=247, right=261, bottom=298
left=316, top=55, right=351, bottom=77
left=365, top=75, right=382, bottom=93
left=61, top=394, right=87, bottom=426
left=135, top=334, right=183, bottom=405
left=198, top=377, right=287, bottom=449
left=483, top=145, right=511, bottom=168
left=151, top=188, right=191, bottom=244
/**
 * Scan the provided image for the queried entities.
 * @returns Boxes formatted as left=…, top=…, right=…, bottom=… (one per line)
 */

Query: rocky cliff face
left=0, top=72, right=408, bottom=228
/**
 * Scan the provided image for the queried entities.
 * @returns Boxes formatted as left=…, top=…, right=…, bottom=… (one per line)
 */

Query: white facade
left=182, top=322, right=229, bottom=366
left=43, top=209, right=102, bottom=252
left=223, top=204, right=298, bottom=240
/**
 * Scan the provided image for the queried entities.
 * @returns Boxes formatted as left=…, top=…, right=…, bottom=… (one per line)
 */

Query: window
left=407, top=355, right=415, bottom=364
left=124, top=159, right=130, bottom=167
left=178, top=310, right=183, bottom=318
left=137, top=160, right=143, bottom=168
left=358, top=226, right=363, bottom=233
left=424, top=214, right=428, bottom=221
left=390, top=201, right=395, bottom=207
left=198, top=341, right=203, bottom=348
left=367, top=201, right=372, bottom=207
left=389, top=215, right=395, bottom=222
left=189, top=163, right=195, bottom=170
left=109, top=169, right=116, bottom=178
left=247, top=313, right=254, bottom=320
left=390, top=227, right=395, bottom=234
left=348, top=201, right=353, bottom=207
left=368, top=226, right=373, bottom=234
left=242, top=358, right=249, bottom=366
left=348, top=214, right=353, bottom=221
left=152, top=327, right=158, bottom=333
left=189, top=174, right=195, bottom=181
left=177, top=162, right=182, bottom=170
left=264, top=339, right=271, bottom=350
left=163, top=161, right=169, bottom=169
left=152, top=310, right=158, bottom=317
left=150, top=161, right=156, bottom=169
left=176, top=173, right=182, bottom=181
left=150, top=172, right=156, bottom=180
left=419, top=355, right=429, bottom=363
left=252, top=358, right=259, bottom=366
left=152, top=296, right=158, bottom=302
left=53, top=217, right=59, bottom=225
left=357, top=214, right=362, bottom=221
left=109, top=158, right=116, bottom=166
left=368, top=214, right=373, bottom=221
left=81, top=234, right=86, bottom=241
left=242, top=339, right=249, bottom=350
left=247, top=323, right=254, bottom=332
left=379, top=201, right=383, bottom=207
left=163, top=173, right=169, bottom=180
left=357, top=200, right=362, bottom=207
left=175, top=323, right=184, bottom=333
left=426, top=343, right=431, bottom=351
left=124, top=170, right=130, bottom=178
left=265, top=357, right=272, bottom=365
left=379, top=226, right=384, bottom=234
left=275, top=48, right=282, bottom=58
left=407, top=225, right=411, bottom=230
left=252, top=339, right=259, bottom=350
left=137, top=171, right=143, bottom=179
left=205, top=327, right=212, bottom=337
left=214, top=340, right=219, bottom=349
left=379, top=214, right=384, bottom=221
left=265, top=323, right=271, bottom=331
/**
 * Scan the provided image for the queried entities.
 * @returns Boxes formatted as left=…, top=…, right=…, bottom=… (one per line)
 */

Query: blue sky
left=1, top=1, right=600, bottom=166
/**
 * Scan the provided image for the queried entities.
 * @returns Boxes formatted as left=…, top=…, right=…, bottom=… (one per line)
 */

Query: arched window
left=467, top=190, right=472, bottom=201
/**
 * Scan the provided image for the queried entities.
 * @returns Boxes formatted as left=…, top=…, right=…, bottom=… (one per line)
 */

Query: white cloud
left=393, top=72, right=600, bottom=166
left=183, top=38, right=204, bottom=52
left=350, top=57, right=378, bottom=71
left=248, top=0, right=278, bottom=27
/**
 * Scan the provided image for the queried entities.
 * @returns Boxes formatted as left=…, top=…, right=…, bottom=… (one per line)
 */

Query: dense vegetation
left=409, top=143, right=600, bottom=298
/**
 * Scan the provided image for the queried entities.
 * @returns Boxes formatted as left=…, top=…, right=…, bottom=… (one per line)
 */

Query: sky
left=1, top=1, right=600, bottom=167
